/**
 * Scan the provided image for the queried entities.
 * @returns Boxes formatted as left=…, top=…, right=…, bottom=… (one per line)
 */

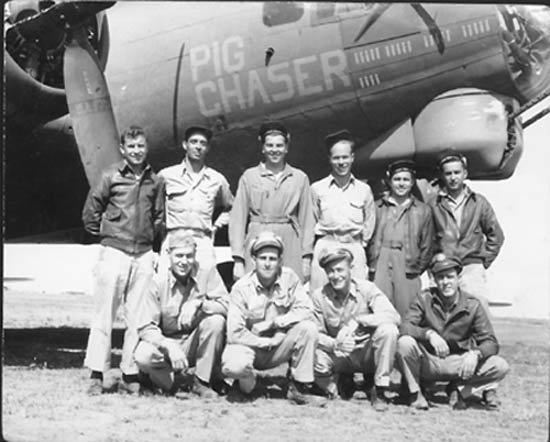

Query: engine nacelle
left=413, top=88, right=523, bottom=180
left=353, top=88, right=524, bottom=182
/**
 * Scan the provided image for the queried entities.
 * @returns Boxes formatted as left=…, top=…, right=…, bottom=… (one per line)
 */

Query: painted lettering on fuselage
left=190, top=36, right=351, bottom=117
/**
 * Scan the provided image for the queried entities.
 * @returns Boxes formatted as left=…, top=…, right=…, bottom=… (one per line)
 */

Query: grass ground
left=2, top=290, right=549, bottom=442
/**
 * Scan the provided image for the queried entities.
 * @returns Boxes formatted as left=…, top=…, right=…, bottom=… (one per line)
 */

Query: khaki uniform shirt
left=137, top=263, right=228, bottom=348
left=227, top=267, right=314, bottom=349
left=311, top=279, right=400, bottom=353
left=159, top=159, right=233, bottom=233
left=311, top=175, right=375, bottom=246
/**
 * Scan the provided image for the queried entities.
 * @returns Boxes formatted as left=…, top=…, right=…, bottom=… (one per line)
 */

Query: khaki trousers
left=396, top=336, right=509, bottom=397
left=314, top=323, right=398, bottom=390
left=221, top=321, right=318, bottom=393
left=84, top=246, right=154, bottom=375
left=134, top=315, right=226, bottom=391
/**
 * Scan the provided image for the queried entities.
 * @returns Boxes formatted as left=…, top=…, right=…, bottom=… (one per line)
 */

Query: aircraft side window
left=316, top=3, right=335, bottom=21
left=263, top=2, right=304, bottom=27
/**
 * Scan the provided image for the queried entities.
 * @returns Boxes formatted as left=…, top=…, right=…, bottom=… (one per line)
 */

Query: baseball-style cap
left=324, top=129, right=354, bottom=151
left=319, top=247, right=354, bottom=269
left=430, top=253, right=463, bottom=275
left=437, top=148, right=467, bottom=169
left=258, top=121, right=289, bottom=140
left=250, top=231, right=284, bottom=256
left=184, top=125, right=213, bottom=141
left=386, top=159, right=416, bottom=177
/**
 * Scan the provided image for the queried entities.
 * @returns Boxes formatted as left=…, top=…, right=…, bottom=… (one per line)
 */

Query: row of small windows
left=263, top=2, right=372, bottom=27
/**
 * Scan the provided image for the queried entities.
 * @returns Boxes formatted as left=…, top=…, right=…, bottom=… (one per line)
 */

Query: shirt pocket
left=246, top=298, right=266, bottom=321
left=348, top=199, right=364, bottom=224
left=248, top=185, right=265, bottom=212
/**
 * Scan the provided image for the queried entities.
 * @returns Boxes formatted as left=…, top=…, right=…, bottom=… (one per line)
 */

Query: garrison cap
left=319, top=247, right=354, bottom=269
left=430, top=253, right=462, bottom=275
left=437, top=148, right=467, bottom=169
left=386, top=159, right=416, bottom=178
left=250, top=231, right=284, bottom=256
left=184, top=125, right=213, bottom=141
left=324, top=129, right=354, bottom=151
left=167, top=230, right=197, bottom=251
left=258, top=121, right=289, bottom=140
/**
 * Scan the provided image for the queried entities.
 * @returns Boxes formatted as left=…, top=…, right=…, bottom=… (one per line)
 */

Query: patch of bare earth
left=2, top=290, right=549, bottom=442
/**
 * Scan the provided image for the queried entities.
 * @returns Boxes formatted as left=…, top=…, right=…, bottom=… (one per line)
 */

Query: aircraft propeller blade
left=63, top=25, right=121, bottom=189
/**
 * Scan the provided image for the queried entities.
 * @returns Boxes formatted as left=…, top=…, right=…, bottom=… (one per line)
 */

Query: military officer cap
left=184, top=125, right=213, bottom=141
left=250, top=231, right=284, bottom=256
left=430, top=253, right=462, bottom=275
left=324, top=129, right=354, bottom=151
left=437, top=148, right=468, bottom=169
left=386, top=159, right=416, bottom=178
left=167, top=230, right=197, bottom=251
left=319, top=247, right=354, bottom=269
left=258, top=121, right=289, bottom=140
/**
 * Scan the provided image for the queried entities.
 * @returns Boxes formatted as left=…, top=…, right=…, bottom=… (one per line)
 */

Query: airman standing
left=310, top=130, right=375, bottom=292
left=159, top=126, right=233, bottom=269
left=229, top=121, right=315, bottom=282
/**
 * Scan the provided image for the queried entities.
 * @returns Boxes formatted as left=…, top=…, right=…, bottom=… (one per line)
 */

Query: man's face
left=325, top=259, right=352, bottom=293
left=441, top=160, right=467, bottom=193
left=169, top=245, right=197, bottom=280
left=262, top=134, right=288, bottom=167
left=184, top=133, right=210, bottom=163
left=119, top=135, right=148, bottom=168
left=329, top=142, right=354, bottom=178
left=253, top=247, right=282, bottom=283
left=389, top=170, right=414, bottom=198
left=434, top=268, right=459, bottom=298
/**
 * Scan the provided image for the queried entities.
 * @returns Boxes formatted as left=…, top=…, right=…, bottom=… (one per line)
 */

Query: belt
left=168, top=227, right=211, bottom=238
left=320, top=232, right=362, bottom=244
left=249, top=214, right=292, bottom=224
left=381, top=241, right=403, bottom=249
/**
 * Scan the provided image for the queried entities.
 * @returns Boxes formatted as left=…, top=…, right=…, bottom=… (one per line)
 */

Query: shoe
left=483, top=389, right=500, bottom=410
left=409, top=391, right=429, bottom=410
left=87, top=378, right=103, bottom=396
left=191, top=376, right=218, bottom=399
left=226, top=380, right=254, bottom=403
left=447, top=385, right=467, bottom=410
left=370, top=386, right=389, bottom=412
left=287, top=380, right=328, bottom=407
left=118, top=380, right=141, bottom=396
left=337, top=373, right=355, bottom=400
left=137, top=372, right=161, bottom=397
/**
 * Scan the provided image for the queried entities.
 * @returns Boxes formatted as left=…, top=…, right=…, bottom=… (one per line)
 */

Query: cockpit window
left=263, top=2, right=304, bottom=27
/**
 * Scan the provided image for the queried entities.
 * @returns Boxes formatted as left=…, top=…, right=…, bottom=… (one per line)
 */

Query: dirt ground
left=2, top=290, right=549, bottom=442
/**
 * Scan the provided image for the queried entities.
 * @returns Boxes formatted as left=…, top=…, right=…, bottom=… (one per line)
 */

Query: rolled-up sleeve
left=361, top=184, right=375, bottom=246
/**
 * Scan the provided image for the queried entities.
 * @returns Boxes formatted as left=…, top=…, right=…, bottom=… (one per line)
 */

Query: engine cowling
left=413, top=88, right=523, bottom=180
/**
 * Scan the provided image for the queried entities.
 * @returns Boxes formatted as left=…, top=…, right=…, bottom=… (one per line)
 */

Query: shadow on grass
left=3, top=327, right=124, bottom=368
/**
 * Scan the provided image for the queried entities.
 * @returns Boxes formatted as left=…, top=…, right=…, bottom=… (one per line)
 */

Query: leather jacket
left=430, top=186, right=504, bottom=268
left=367, top=195, right=435, bottom=276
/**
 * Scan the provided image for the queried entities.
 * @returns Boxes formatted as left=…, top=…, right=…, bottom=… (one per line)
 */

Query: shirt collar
left=118, top=160, right=151, bottom=176
left=438, top=185, right=473, bottom=201
left=181, top=158, right=211, bottom=178
left=324, top=279, right=360, bottom=302
left=259, top=162, right=292, bottom=177
left=169, top=263, right=199, bottom=293
left=329, top=174, right=355, bottom=189
left=250, top=270, right=282, bottom=292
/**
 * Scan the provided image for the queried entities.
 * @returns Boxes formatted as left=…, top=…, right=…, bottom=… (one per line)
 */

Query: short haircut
left=120, top=126, right=146, bottom=145
left=327, top=138, right=355, bottom=155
